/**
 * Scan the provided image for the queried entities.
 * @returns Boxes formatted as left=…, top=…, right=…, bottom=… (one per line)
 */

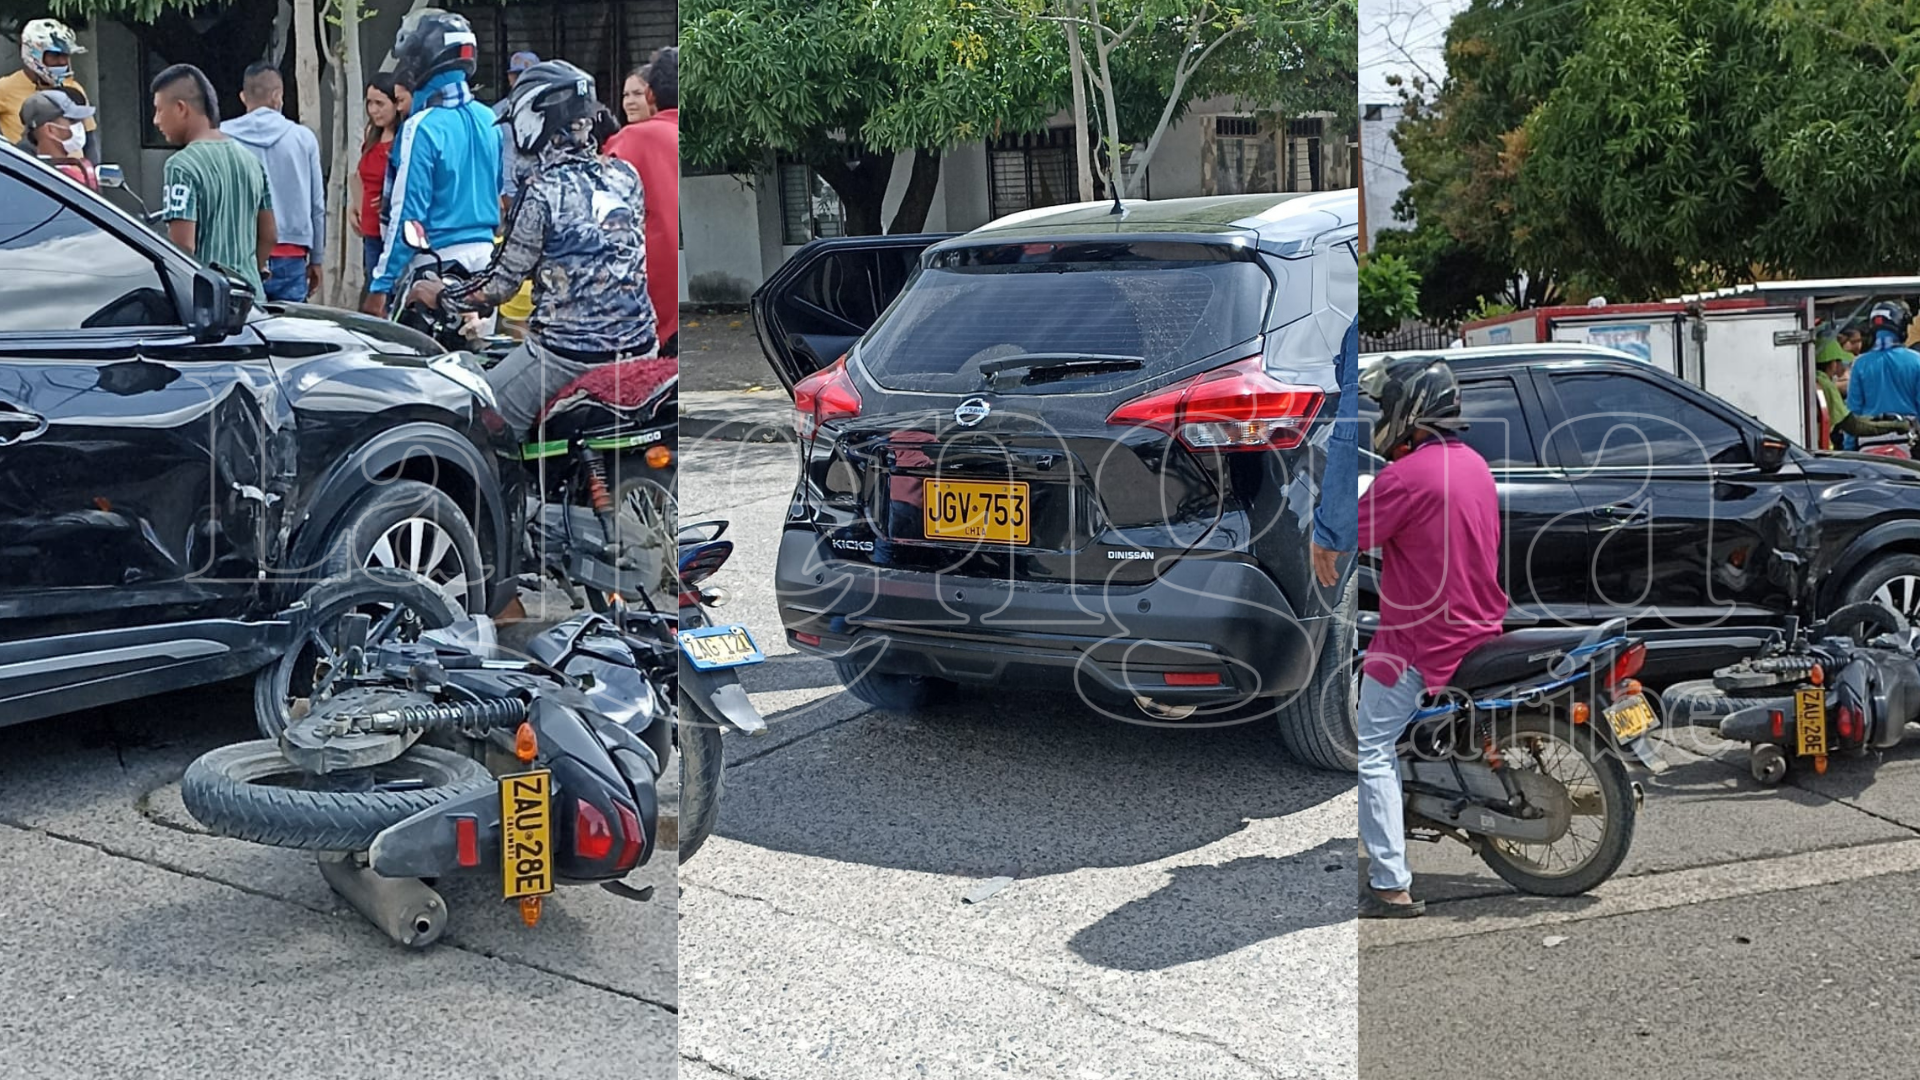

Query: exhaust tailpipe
left=317, top=853, right=447, bottom=948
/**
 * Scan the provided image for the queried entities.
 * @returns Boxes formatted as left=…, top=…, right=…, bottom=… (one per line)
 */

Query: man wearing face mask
left=0, top=19, right=97, bottom=163
left=16, top=89, right=97, bottom=190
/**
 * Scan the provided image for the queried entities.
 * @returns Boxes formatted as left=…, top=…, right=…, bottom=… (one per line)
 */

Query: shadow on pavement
left=1067, top=839, right=1357, bottom=970
left=714, top=687, right=1354, bottom=877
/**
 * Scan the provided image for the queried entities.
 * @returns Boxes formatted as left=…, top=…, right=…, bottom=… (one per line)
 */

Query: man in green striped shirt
left=151, top=63, right=275, bottom=297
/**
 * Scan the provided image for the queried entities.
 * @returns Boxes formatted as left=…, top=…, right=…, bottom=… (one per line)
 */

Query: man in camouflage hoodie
left=409, top=59, right=658, bottom=439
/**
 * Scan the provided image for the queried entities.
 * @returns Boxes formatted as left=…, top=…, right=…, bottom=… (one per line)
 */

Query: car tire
left=833, top=659, right=946, bottom=713
left=1660, top=680, right=1791, bottom=726
left=1837, top=552, right=1920, bottom=626
left=317, top=480, right=487, bottom=615
left=181, top=740, right=491, bottom=852
left=1273, top=575, right=1359, bottom=773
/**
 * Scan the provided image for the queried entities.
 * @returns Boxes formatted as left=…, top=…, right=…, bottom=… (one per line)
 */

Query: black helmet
left=1869, top=299, right=1912, bottom=340
left=393, top=9, right=477, bottom=92
left=500, top=59, right=603, bottom=153
left=1360, top=355, right=1468, bottom=458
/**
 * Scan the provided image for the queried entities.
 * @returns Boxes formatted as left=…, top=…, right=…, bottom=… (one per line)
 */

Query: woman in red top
left=354, top=74, right=407, bottom=299
left=604, top=48, right=678, bottom=356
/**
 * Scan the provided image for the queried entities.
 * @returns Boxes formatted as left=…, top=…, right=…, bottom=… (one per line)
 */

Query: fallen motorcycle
left=1664, top=604, right=1918, bottom=785
left=1389, top=618, right=1660, bottom=896
left=674, top=518, right=769, bottom=864
left=182, top=569, right=671, bottom=947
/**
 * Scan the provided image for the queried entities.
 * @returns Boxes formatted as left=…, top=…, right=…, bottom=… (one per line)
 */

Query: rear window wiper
left=978, top=353, right=1145, bottom=389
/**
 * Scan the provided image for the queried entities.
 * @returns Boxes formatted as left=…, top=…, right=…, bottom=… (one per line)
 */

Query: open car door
left=750, top=233, right=951, bottom=394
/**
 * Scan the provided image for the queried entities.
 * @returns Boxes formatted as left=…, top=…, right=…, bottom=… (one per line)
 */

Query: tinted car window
left=791, top=250, right=882, bottom=330
left=1457, top=378, right=1538, bottom=468
left=1551, top=371, right=1750, bottom=467
left=857, top=240, right=1273, bottom=394
left=0, top=171, right=176, bottom=332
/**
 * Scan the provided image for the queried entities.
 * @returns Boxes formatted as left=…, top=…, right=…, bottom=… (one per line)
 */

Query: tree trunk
left=293, top=0, right=322, bottom=141
left=1089, top=19, right=1127, bottom=197
left=812, top=147, right=895, bottom=237
left=888, top=149, right=943, bottom=234
left=324, top=0, right=367, bottom=306
left=1064, top=6, right=1094, bottom=203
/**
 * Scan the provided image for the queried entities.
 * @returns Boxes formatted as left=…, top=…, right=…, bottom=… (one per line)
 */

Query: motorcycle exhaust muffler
left=317, top=852, right=447, bottom=949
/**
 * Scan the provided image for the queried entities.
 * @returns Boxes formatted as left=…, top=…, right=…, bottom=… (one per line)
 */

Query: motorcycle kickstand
left=317, top=852, right=448, bottom=948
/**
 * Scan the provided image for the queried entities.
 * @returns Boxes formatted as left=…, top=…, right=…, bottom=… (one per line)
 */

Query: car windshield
left=855, top=240, right=1274, bottom=394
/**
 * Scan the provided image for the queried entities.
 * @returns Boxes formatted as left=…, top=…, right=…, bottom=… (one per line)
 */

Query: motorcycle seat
left=1448, top=625, right=1603, bottom=695
left=539, top=358, right=678, bottom=424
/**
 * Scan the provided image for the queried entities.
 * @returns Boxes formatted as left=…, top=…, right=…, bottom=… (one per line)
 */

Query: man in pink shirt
left=1356, top=357, right=1509, bottom=918
left=604, top=46, right=678, bottom=356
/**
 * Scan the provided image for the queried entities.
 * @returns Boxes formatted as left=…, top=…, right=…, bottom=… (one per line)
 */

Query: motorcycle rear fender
left=368, top=784, right=500, bottom=879
left=682, top=663, right=768, bottom=735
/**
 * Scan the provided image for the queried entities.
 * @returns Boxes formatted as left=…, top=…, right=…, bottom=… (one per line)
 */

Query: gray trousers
left=486, top=340, right=596, bottom=440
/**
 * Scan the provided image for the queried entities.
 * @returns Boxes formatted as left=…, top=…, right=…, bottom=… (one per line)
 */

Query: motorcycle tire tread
left=181, top=740, right=492, bottom=852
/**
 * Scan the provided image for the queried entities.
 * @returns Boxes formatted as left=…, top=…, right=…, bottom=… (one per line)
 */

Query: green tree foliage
left=684, top=0, right=1065, bottom=234
left=1372, top=222, right=1520, bottom=325
left=1359, top=252, right=1422, bottom=335
left=1396, top=0, right=1920, bottom=302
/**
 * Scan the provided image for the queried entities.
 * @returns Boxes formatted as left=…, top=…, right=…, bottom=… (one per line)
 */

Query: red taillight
left=1771, top=710, right=1785, bottom=738
left=615, top=802, right=643, bottom=871
left=678, top=590, right=702, bottom=607
left=1610, top=642, right=1647, bottom=686
left=793, top=355, right=862, bottom=440
left=1164, top=672, right=1222, bottom=686
left=575, top=802, right=614, bottom=861
left=454, top=815, right=479, bottom=868
left=1836, top=705, right=1856, bottom=741
left=793, top=631, right=822, bottom=646
left=1106, top=356, right=1324, bottom=451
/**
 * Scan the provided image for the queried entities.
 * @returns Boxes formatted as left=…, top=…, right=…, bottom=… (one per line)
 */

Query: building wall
left=684, top=172, right=764, bottom=303
left=1361, top=103, right=1407, bottom=248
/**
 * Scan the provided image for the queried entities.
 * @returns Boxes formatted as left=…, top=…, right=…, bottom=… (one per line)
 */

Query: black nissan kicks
left=754, top=192, right=1359, bottom=768
left=0, top=144, right=519, bottom=725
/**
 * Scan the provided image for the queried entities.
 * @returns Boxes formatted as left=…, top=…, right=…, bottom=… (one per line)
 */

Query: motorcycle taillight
left=575, top=801, right=614, bottom=861
left=615, top=802, right=644, bottom=871
left=679, top=539, right=733, bottom=588
left=1610, top=641, right=1647, bottom=686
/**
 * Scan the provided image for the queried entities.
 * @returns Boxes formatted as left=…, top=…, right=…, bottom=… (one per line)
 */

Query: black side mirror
left=1755, top=433, right=1790, bottom=473
left=189, top=266, right=253, bottom=343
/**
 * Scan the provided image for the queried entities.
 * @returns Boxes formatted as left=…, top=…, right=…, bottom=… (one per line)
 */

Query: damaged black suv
left=0, top=144, right=519, bottom=725
left=757, top=192, right=1358, bottom=768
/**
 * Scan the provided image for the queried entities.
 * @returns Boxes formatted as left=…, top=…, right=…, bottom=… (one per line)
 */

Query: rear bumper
left=773, top=528, right=1328, bottom=701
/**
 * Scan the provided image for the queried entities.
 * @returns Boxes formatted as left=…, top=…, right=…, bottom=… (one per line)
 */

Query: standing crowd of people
left=5, top=12, right=680, bottom=404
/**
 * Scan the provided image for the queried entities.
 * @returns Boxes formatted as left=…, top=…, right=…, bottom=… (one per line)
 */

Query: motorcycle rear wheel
left=1476, top=713, right=1636, bottom=897
left=676, top=698, right=728, bottom=864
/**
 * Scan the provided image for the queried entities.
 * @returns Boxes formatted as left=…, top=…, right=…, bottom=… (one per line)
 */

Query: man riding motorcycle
left=363, top=8, right=501, bottom=316
left=1846, top=300, right=1920, bottom=424
left=1356, top=357, right=1509, bottom=919
left=406, top=59, right=659, bottom=439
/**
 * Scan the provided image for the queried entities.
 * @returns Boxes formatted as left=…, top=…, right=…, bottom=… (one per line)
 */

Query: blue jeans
left=362, top=236, right=384, bottom=284
left=1357, top=665, right=1425, bottom=893
left=265, top=253, right=308, bottom=303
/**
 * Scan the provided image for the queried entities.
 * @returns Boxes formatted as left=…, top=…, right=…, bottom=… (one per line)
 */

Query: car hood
left=253, top=302, right=440, bottom=357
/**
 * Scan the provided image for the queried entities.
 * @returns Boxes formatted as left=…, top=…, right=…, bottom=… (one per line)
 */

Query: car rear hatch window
left=855, top=240, right=1273, bottom=396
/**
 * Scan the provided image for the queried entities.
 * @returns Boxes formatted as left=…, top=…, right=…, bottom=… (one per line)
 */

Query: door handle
left=1591, top=502, right=1652, bottom=528
left=0, top=409, right=48, bottom=447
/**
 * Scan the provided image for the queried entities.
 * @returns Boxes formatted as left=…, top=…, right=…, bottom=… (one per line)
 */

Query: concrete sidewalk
left=683, top=388, right=795, bottom=444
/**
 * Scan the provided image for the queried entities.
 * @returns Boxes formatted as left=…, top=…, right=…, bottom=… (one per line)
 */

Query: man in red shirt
left=1356, top=357, right=1509, bottom=918
left=604, top=46, right=678, bottom=356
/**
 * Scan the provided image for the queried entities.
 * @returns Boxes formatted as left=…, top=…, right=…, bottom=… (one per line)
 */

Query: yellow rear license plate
left=500, top=769, right=553, bottom=900
left=1796, top=687, right=1827, bottom=757
left=1605, top=695, right=1658, bottom=741
left=923, top=479, right=1030, bottom=544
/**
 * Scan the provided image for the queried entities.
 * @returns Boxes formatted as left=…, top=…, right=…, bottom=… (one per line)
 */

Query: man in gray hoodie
left=226, top=60, right=325, bottom=302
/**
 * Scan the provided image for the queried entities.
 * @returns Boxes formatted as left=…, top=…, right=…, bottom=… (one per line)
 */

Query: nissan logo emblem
left=954, top=398, right=991, bottom=427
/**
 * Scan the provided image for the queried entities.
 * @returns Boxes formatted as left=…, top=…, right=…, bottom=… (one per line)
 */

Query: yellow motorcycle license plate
left=1796, top=687, right=1827, bottom=758
left=1606, top=694, right=1658, bottom=742
left=924, top=480, right=1030, bottom=544
left=500, top=769, right=553, bottom=900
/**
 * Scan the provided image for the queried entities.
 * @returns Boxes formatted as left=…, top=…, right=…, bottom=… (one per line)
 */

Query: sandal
left=1359, top=890, right=1426, bottom=919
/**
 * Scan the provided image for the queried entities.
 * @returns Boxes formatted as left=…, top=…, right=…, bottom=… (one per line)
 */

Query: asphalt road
left=1, top=628, right=677, bottom=1078
left=675, top=433, right=1360, bottom=1079
left=1360, top=718, right=1920, bottom=1079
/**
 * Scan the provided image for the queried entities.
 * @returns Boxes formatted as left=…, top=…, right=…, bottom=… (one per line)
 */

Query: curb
left=683, top=415, right=795, bottom=444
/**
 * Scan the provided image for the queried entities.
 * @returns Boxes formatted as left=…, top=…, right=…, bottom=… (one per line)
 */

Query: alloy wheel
left=364, top=516, right=473, bottom=613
